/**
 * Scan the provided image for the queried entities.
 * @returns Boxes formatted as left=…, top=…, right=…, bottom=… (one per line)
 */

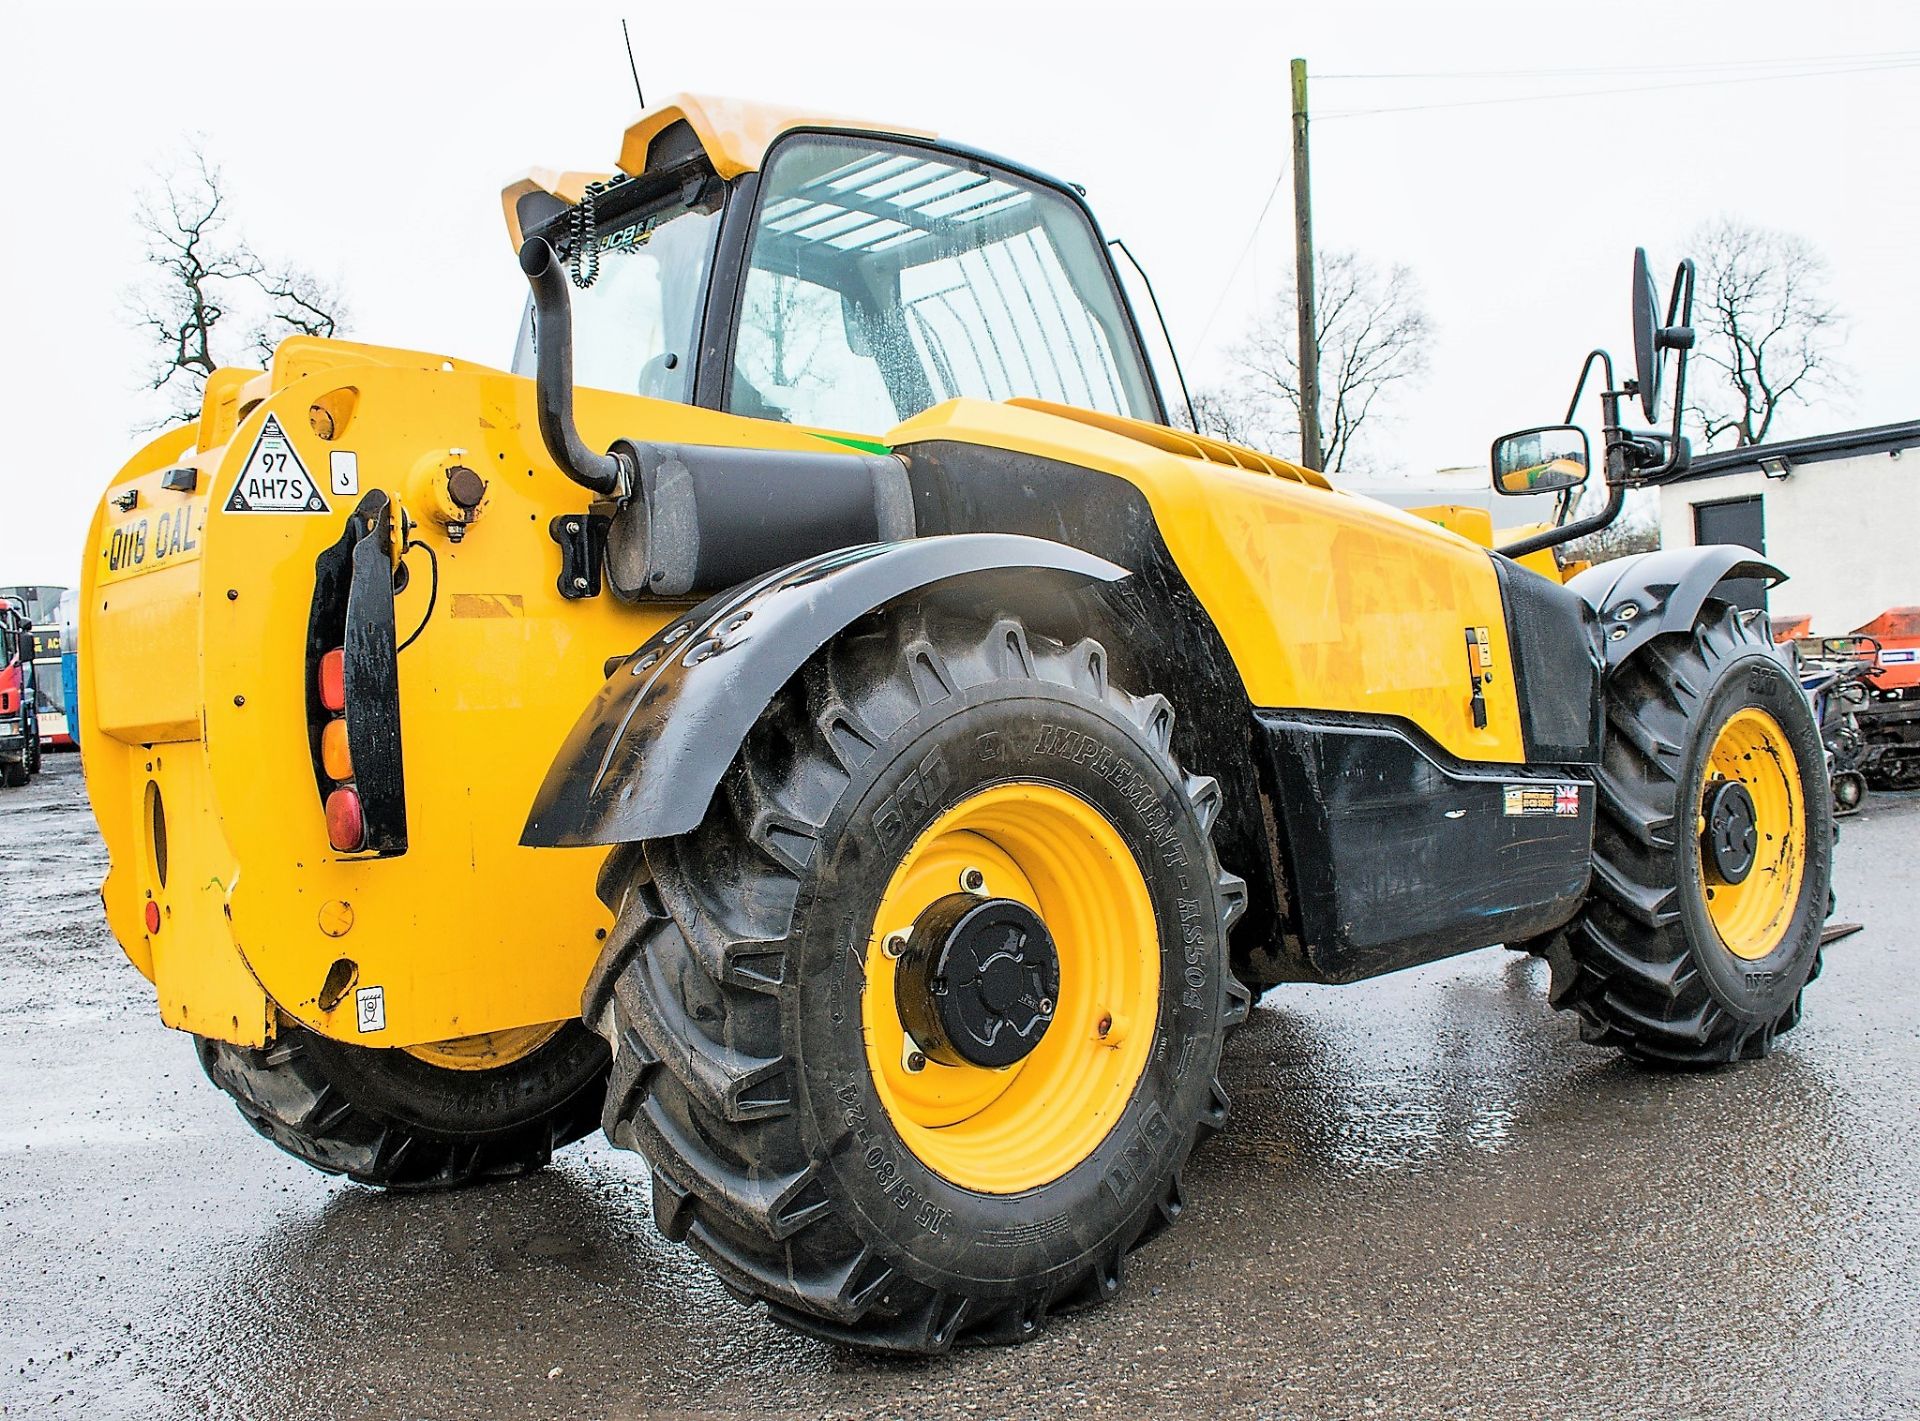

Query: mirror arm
left=1562, top=348, right=1613, bottom=425
left=1498, top=349, right=1626, bottom=559
left=1498, top=479, right=1624, bottom=560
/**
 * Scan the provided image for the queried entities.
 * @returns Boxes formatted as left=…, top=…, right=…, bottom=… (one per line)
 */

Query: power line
left=1320, top=56, right=1920, bottom=120
left=1193, top=159, right=1289, bottom=354
left=1320, top=50, right=1920, bottom=81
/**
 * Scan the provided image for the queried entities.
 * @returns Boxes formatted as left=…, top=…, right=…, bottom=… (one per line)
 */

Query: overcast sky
left=3, top=0, right=1916, bottom=587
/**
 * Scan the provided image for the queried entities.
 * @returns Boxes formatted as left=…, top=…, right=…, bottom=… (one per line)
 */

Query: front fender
left=521, top=534, right=1126, bottom=847
left=1569, top=545, right=1786, bottom=669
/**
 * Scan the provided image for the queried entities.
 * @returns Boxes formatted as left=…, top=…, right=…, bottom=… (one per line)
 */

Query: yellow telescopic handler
left=79, top=96, right=1831, bottom=1352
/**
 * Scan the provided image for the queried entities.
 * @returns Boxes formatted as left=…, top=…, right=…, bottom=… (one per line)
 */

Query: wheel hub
left=895, top=894, right=1060, bottom=1069
left=1702, top=778, right=1759, bottom=883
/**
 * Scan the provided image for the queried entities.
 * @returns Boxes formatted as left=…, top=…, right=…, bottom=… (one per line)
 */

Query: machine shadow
left=156, top=957, right=1868, bottom=1419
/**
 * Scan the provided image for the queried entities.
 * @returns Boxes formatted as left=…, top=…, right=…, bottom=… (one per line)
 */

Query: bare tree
left=130, top=142, right=348, bottom=427
left=1183, top=387, right=1276, bottom=449
left=1220, top=249, right=1432, bottom=472
left=1685, top=217, right=1847, bottom=449
left=130, top=144, right=261, bottom=425
left=250, top=267, right=348, bottom=364
left=1560, top=512, right=1660, bottom=566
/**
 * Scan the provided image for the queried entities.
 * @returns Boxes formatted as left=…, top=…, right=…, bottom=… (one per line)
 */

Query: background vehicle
left=1794, top=633, right=1879, bottom=814
left=0, top=596, right=40, bottom=787
left=78, top=95, right=1832, bottom=1352
left=1849, top=607, right=1920, bottom=789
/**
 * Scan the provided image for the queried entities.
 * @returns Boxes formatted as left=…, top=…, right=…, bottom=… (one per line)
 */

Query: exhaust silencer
left=604, top=439, right=915, bottom=599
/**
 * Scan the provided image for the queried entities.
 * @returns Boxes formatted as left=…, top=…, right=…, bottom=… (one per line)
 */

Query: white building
left=1657, top=420, right=1920, bottom=633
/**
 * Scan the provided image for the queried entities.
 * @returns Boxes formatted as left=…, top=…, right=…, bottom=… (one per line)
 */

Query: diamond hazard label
left=226, top=413, right=329, bottom=513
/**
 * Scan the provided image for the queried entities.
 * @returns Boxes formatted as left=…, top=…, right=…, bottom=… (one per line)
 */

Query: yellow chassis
left=80, top=94, right=1566, bottom=1053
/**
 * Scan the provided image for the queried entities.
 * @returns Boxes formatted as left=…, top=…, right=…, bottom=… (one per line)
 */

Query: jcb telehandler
left=81, top=96, right=1830, bottom=1353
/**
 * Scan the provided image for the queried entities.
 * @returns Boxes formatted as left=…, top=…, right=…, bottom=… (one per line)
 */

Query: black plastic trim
left=1259, top=710, right=1593, bottom=983
left=521, top=533, right=1125, bottom=847
left=1490, top=554, right=1603, bottom=763
left=1569, top=545, right=1787, bottom=669
left=305, top=492, right=407, bottom=856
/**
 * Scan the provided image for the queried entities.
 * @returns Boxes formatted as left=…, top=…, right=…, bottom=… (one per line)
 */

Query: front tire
left=198, top=1019, right=609, bottom=1189
left=1549, top=602, right=1832, bottom=1066
left=588, top=606, right=1248, bottom=1352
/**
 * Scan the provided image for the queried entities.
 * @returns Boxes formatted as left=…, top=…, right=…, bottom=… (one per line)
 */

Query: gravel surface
left=2, top=754, right=1916, bottom=1419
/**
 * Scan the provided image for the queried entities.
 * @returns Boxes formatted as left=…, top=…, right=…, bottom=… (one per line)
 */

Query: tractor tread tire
left=589, top=607, right=1247, bottom=1353
left=198, top=1022, right=608, bottom=1191
left=1549, top=602, right=1828, bottom=1068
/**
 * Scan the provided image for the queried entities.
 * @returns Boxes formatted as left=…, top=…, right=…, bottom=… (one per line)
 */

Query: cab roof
left=500, top=92, right=932, bottom=250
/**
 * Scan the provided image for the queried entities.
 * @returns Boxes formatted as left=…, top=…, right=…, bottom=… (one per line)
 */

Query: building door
left=1693, top=496, right=1767, bottom=613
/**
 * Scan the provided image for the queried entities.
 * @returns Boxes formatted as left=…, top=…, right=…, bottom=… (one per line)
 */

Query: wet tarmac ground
left=2, top=753, right=1917, bottom=1419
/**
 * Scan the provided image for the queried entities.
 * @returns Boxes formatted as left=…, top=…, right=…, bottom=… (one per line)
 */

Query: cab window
left=728, top=134, right=1160, bottom=432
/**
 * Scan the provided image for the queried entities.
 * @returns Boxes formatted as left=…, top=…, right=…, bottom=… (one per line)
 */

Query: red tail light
left=318, top=648, right=346, bottom=712
left=325, top=787, right=366, bottom=852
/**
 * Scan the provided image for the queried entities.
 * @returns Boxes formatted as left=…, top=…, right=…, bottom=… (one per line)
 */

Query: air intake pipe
left=518, top=236, right=632, bottom=498
left=518, top=237, right=916, bottom=599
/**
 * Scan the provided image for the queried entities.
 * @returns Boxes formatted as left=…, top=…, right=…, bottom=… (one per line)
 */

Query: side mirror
left=1492, top=424, right=1591, bottom=496
left=1631, top=247, right=1696, bottom=422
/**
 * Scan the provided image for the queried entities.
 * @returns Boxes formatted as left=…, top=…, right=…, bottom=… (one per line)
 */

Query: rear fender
left=1569, top=545, right=1786, bottom=670
left=521, top=534, right=1126, bottom=847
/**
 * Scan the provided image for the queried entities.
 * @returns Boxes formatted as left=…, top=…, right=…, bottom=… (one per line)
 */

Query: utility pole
left=1290, top=57, right=1324, bottom=471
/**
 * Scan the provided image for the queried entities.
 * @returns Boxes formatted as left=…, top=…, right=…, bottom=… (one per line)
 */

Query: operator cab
left=508, top=100, right=1166, bottom=437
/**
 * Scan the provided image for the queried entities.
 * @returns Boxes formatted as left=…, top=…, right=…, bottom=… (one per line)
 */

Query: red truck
left=0, top=596, right=39, bottom=787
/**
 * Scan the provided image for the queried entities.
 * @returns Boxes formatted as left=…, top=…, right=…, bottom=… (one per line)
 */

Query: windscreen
left=728, top=135, right=1161, bottom=433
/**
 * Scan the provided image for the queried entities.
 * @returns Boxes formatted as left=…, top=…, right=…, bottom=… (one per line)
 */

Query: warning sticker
left=1503, top=783, right=1582, bottom=818
left=225, top=413, right=329, bottom=513
left=355, top=985, right=387, bottom=1034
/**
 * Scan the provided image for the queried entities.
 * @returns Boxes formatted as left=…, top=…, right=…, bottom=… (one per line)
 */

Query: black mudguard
left=521, top=534, right=1126, bottom=848
left=1570, top=545, right=1787, bottom=670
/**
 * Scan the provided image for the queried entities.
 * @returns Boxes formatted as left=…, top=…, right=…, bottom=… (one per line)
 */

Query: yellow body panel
left=891, top=400, right=1529, bottom=765
left=1492, top=518, right=1576, bottom=582
left=87, top=365, right=1533, bottom=1048
left=83, top=338, right=848, bottom=1049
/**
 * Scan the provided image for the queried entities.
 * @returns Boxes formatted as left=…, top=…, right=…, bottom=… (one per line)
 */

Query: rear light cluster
left=317, top=647, right=365, bottom=852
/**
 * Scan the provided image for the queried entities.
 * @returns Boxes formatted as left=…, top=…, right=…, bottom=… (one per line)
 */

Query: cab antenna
left=621, top=20, right=645, bottom=108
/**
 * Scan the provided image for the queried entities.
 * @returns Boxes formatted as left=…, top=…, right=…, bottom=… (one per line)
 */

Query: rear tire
left=198, top=1020, right=608, bottom=1190
left=1549, top=602, right=1832, bottom=1066
left=587, top=605, right=1248, bottom=1352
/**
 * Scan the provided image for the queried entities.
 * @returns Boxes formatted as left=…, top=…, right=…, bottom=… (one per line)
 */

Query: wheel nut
left=906, top=1050, right=927, bottom=1073
left=961, top=867, right=987, bottom=895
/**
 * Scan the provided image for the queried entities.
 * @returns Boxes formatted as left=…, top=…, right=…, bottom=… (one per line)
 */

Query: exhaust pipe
left=518, top=237, right=631, bottom=498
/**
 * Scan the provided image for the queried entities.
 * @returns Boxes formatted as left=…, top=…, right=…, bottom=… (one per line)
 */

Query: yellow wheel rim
left=1697, top=706, right=1805, bottom=961
left=402, top=1020, right=565, bottom=1072
left=863, top=782, right=1160, bottom=1194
